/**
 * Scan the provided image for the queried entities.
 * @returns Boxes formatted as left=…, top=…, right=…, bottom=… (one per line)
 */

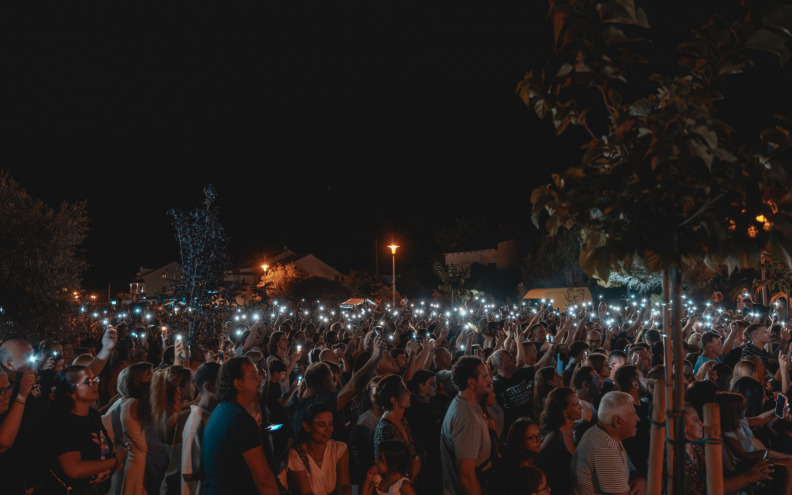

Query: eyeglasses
left=79, top=377, right=101, bottom=387
left=0, top=386, right=13, bottom=396
left=525, top=433, right=543, bottom=442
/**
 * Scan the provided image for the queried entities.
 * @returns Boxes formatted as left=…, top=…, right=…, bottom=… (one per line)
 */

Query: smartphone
left=264, top=424, right=284, bottom=432
left=776, top=394, right=788, bottom=419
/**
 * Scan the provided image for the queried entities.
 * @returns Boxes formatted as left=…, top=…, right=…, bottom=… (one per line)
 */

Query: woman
left=351, top=377, right=384, bottom=489
left=150, top=366, right=193, bottom=495
left=532, top=366, right=563, bottom=421
left=267, top=331, right=303, bottom=379
left=503, top=417, right=542, bottom=470
left=121, top=362, right=168, bottom=495
left=537, top=387, right=582, bottom=495
left=48, top=366, right=128, bottom=494
left=718, top=391, right=792, bottom=494
left=0, top=369, right=35, bottom=453
left=508, top=466, right=550, bottom=495
left=287, top=401, right=351, bottom=495
left=404, top=370, right=443, bottom=494
left=373, top=375, right=420, bottom=480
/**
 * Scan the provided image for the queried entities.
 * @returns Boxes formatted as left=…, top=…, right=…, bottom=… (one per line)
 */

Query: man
left=693, top=331, right=725, bottom=374
left=182, top=362, right=221, bottom=495
left=586, top=330, right=602, bottom=350
left=570, top=391, right=646, bottom=495
left=613, top=365, right=651, bottom=478
left=627, top=345, right=652, bottom=374
left=572, top=365, right=602, bottom=424
left=202, top=357, right=278, bottom=494
left=742, top=323, right=776, bottom=372
left=491, top=349, right=534, bottom=440
left=440, top=356, right=494, bottom=495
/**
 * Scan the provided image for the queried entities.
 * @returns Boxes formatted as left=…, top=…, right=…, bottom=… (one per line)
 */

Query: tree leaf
left=745, top=28, right=792, bottom=65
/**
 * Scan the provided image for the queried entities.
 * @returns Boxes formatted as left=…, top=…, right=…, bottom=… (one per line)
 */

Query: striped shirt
left=571, top=424, right=636, bottom=495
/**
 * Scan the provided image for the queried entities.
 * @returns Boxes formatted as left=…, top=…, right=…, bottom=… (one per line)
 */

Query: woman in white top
left=287, top=402, right=351, bottom=495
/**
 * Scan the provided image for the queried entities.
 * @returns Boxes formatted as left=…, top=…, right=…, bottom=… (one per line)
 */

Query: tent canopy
left=522, top=287, right=592, bottom=312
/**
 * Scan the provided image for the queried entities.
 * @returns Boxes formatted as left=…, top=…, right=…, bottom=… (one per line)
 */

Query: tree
left=167, top=185, right=230, bottom=343
left=518, top=1, right=792, bottom=491
left=433, top=261, right=471, bottom=306
left=257, top=263, right=308, bottom=300
left=0, top=170, right=88, bottom=338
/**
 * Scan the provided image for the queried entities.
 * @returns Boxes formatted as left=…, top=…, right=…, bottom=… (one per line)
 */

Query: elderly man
left=571, top=391, right=646, bottom=495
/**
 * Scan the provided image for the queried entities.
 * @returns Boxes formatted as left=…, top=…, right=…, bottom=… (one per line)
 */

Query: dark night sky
left=2, top=4, right=791, bottom=294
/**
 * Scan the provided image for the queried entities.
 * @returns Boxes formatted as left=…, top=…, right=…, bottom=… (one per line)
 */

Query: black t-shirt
left=49, top=409, right=113, bottom=491
left=265, top=381, right=287, bottom=426
left=0, top=372, right=51, bottom=489
left=622, top=397, right=651, bottom=477
left=203, top=401, right=263, bottom=495
left=493, top=367, right=536, bottom=437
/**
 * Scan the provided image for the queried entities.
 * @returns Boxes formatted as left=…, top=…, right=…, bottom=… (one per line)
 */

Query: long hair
left=504, top=417, right=539, bottom=470
left=532, top=366, right=558, bottom=420
left=150, top=366, right=191, bottom=441
left=540, top=387, right=576, bottom=433
left=268, top=331, right=286, bottom=357
left=52, top=366, right=88, bottom=416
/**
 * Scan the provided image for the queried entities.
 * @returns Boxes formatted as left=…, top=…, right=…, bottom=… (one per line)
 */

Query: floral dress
left=373, top=416, right=417, bottom=460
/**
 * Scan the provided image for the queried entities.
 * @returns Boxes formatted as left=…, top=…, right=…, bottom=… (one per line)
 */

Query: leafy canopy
left=519, top=0, right=792, bottom=283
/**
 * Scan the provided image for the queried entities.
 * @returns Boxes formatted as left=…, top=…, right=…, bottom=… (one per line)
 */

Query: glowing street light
left=388, top=244, right=399, bottom=307
left=261, top=264, right=269, bottom=272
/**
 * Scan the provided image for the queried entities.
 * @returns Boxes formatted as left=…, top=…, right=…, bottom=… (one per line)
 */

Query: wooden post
left=648, top=379, right=667, bottom=495
left=670, top=266, right=686, bottom=495
left=662, top=268, right=676, bottom=493
left=703, top=403, right=724, bottom=495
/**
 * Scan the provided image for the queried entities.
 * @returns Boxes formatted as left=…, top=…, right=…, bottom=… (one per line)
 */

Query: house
left=266, top=246, right=342, bottom=279
left=443, top=239, right=520, bottom=271
left=131, top=261, right=182, bottom=298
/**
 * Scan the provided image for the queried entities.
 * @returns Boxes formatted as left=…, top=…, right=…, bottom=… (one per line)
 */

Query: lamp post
left=387, top=245, right=399, bottom=307
left=261, top=264, right=269, bottom=272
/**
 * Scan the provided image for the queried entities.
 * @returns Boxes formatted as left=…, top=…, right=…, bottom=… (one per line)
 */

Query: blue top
left=202, top=400, right=262, bottom=495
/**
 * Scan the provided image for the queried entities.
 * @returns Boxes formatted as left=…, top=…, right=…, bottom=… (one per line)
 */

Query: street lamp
left=387, top=245, right=399, bottom=307
left=261, top=264, right=269, bottom=272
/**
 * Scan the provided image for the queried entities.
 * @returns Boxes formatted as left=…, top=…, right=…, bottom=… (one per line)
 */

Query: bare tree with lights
left=167, top=185, right=230, bottom=346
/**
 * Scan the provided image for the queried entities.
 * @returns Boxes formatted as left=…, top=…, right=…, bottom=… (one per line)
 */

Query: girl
left=362, top=440, right=417, bottom=495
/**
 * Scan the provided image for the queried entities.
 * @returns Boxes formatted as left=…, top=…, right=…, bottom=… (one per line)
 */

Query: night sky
left=2, top=4, right=791, bottom=294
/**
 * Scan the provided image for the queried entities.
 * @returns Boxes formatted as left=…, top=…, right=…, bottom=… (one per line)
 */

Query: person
left=151, top=365, right=194, bottom=495
left=286, top=401, right=352, bottom=495
left=120, top=361, right=168, bottom=495
left=613, top=365, right=651, bottom=477
left=290, top=337, right=386, bottom=441
left=373, top=375, right=420, bottom=480
left=0, top=338, right=53, bottom=492
left=570, top=391, right=646, bottom=495
left=440, top=356, right=494, bottom=495
left=682, top=402, right=773, bottom=494
left=742, top=323, right=775, bottom=373
left=491, top=349, right=535, bottom=440
left=266, top=331, right=303, bottom=380
left=507, top=466, right=551, bottom=495
left=404, top=369, right=443, bottom=492
left=502, top=417, right=542, bottom=472
left=532, top=366, right=563, bottom=420
left=182, top=362, right=221, bottom=495
left=202, top=357, right=278, bottom=494
left=571, top=365, right=601, bottom=424
left=538, top=387, right=582, bottom=495
left=263, top=358, right=298, bottom=473
left=693, top=331, right=725, bottom=374
left=0, top=369, right=35, bottom=454
left=48, top=366, right=128, bottom=494
left=361, top=440, right=417, bottom=495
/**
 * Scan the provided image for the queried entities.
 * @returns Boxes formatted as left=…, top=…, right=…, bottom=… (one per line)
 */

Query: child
left=361, top=440, right=417, bottom=495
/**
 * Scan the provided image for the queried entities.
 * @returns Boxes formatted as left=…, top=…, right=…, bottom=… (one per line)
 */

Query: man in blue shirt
left=202, top=357, right=277, bottom=494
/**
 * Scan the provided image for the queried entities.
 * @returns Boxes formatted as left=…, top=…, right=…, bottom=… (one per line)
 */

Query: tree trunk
left=703, top=403, right=724, bottom=495
left=662, top=266, right=686, bottom=495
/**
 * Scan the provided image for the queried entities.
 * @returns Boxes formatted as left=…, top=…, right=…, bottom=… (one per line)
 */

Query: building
left=131, top=261, right=182, bottom=299
left=443, top=239, right=520, bottom=271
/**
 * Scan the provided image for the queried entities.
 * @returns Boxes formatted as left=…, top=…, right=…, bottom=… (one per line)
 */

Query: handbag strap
left=295, top=445, right=312, bottom=479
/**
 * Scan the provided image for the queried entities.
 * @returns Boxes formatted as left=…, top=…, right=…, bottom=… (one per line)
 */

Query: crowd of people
left=0, top=292, right=791, bottom=494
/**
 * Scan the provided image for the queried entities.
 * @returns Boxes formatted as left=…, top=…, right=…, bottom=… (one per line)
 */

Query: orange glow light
left=387, top=244, right=399, bottom=254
